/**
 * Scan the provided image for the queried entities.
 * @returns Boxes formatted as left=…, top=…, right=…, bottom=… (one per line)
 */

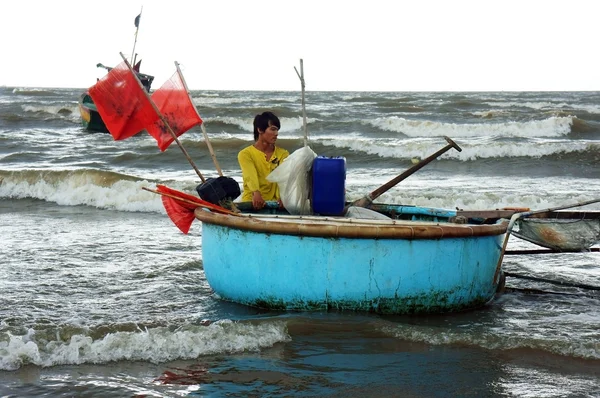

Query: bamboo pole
left=174, top=61, right=240, bottom=213
left=294, top=59, right=308, bottom=147
left=119, top=52, right=206, bottom=183
left=174, top=61, right=223, bottom=176
left=142, top=187, right=237, bottom=215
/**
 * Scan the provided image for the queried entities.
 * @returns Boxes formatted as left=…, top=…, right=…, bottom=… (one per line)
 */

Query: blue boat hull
left=199, top=213, right=507, bottom=314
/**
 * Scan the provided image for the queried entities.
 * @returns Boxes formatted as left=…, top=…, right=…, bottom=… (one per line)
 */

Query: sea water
left=0, top=87, right=599, bottom=397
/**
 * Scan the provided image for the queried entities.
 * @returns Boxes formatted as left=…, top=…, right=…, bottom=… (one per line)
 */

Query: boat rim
left=194, top=208, right=508, bottom=239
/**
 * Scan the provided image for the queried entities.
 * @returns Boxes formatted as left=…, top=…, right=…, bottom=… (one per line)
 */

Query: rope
left=502, top=287, right=583, bottom=296
left=504, top=271, right=600, bottom=291
left=505, top=248, right=599, bottom=255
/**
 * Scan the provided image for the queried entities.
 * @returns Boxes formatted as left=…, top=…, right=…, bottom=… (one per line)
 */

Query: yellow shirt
left=238, top=145, right=290, bottom=201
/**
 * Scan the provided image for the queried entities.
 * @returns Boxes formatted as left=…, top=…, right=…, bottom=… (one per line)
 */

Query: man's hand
left=252, top=191, right=265, bottom=209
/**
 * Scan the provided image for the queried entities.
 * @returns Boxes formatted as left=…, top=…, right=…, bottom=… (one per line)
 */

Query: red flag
left=159, top=189, right=197, bottom=234
left=156, top=185, right=233, bottom=234
left=88, top=61, right=159, bottom=140
left=146, top=70, right=202, bottom=151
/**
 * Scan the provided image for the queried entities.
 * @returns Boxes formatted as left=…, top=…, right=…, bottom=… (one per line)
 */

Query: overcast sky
left=1, top=0, right=599, bottom=91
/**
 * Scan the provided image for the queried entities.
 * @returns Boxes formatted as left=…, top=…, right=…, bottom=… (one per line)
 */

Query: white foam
left=204, top=115, right=309, bottom=134
left=0, top=175, right=165, bottom=213
left=380, top=320, right=600, bottom=360
left=322, top=136, right=593, bottom=161
left=484, top=100, right=571, bottom=110
left=364, top=115, right=573, bottom=138
left=22, top=104, right=81, bottom=122
left=0, top=320, right=291, bottom=370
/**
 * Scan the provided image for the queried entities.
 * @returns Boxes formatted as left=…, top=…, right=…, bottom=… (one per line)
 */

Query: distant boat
left=78, top=91, right=109, bottom=133
left=78, top=9, right=153, bottom=134
left=78, top=64, right=154, bottom=134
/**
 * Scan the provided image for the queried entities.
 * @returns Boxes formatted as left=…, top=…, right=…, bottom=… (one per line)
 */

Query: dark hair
left=253, top=111, right=280, bottom=141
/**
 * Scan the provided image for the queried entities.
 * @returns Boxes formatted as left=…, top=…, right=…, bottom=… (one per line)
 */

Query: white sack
left=345, top=206, right=392, bottom=220
left=267, top=146, right=317, bottom=215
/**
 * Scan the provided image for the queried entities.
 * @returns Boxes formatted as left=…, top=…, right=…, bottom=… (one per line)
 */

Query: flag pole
left=119, top=52, right=206, bottom=183
left=131, top=6, right=143, bottom=65
left=174, top=61, right=223, bottom=176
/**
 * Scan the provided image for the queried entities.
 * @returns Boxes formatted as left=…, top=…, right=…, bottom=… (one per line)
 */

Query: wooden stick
left=119, top=52, right=206, bottom=183
left=294, top=59, right=309, bottom=147
left=174, top=61, right=223, bottom=176
left=200, top=124, right=223, bottom=176
left=519, top=197, right=600, bottom=218
left=504, top=271, right=600, bottom=291
left=142, top=187, right=238, bottom=216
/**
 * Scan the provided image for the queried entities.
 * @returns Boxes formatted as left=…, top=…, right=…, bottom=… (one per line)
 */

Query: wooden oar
left=348, top=136, right=462, bottom=209
left=493, top=197, right=600, bottom=285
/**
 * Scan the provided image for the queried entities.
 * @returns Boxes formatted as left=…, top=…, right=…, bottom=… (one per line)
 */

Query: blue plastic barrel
left=312, top=156, right=346, bottom=215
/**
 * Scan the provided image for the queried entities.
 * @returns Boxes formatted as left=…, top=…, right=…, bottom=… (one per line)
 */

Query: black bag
left=196, top=176, right=241, bottom=205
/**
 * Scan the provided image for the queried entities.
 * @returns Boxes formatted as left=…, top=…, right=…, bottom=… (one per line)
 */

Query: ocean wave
left=343, top=176, right=600, bottom=212
left=379, top=318, right=600, bottom=360
left=0, top=113, right=28, bottom=123
left=0, top=169, right=172, bottom=213
left=192, top=92, right=298, bottom=107
left=364, top=116, right=574, bottom=138
left=21, top=104, right=80, bottom=123
left=485, top=99, right=600, bottom=116
left=10, top=87, right=60, bottom=96
left=204, top=115, right=309, bottom=134
left=484, top=100, right=571, bottom=111
left=0, top=319, right=290, bottom=370
left=320, top=135, right=598, bottom=162
left=3, top=164, right=599, bottom=217
left=193, top=96, right=249, bottom=106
